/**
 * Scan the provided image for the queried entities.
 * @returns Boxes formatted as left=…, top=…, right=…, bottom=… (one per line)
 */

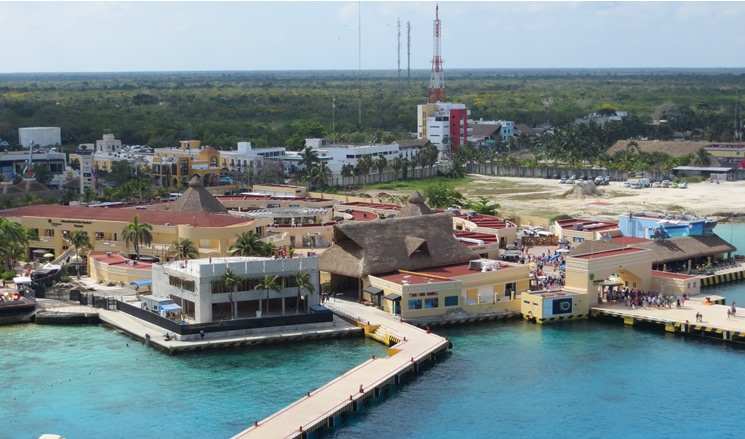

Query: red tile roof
left=572, top=247, right=647, bottom=259
left=651, top=270, right=697, bottom=280
left=3, top=205, right=252, bottom=227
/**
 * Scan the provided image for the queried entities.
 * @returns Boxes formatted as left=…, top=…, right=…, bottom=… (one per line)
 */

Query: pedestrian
left=727, top=309, right=732, bottom=319
left=200, top=329, right=205, bottom=340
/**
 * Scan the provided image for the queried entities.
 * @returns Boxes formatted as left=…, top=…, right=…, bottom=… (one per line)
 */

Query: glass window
left=424, top=298, right=439, bottom=309
left=408, top=299, right=422, bottom=310
left=444, top=296, right=458, bottom=307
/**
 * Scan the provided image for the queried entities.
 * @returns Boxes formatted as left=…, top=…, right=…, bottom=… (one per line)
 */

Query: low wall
left=116, top=301, right=334, bottom=336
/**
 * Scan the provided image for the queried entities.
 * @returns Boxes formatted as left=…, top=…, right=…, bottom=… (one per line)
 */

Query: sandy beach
left=462, top=175, right=745, bottom=220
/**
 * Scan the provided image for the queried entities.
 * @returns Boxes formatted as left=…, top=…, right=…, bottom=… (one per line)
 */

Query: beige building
left=2, top=204, right=269, bottom=265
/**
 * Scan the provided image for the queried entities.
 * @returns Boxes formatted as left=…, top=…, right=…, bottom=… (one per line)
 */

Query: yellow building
left=367, top=261, right=530, bottom=320
left=2, top=204, right=269, bottom=264
left=151, top=141, right=224, bottom=187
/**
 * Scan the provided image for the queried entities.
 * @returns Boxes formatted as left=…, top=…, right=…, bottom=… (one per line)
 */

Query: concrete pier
left=591, top=295, right=745, bottom=343
left=231, top=300, right=451, bottom=439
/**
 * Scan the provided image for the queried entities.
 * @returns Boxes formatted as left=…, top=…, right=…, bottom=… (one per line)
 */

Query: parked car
left=559, top=177, right=567, bottom=184
left=219, top=176, right=234, bottom=184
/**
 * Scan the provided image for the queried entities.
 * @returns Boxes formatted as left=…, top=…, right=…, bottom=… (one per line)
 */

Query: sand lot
left=457, top=175, right=745, bottom=219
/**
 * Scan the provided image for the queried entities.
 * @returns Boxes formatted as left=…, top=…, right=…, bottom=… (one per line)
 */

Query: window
left=444, top=296, right=458, bottom=307
left=424, top=298, right=439, bottom=309
left=408, top=299, right=422, bottom=310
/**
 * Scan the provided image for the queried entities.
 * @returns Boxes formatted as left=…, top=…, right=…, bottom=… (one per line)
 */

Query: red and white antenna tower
left=428, top=4, right=445, bottom=103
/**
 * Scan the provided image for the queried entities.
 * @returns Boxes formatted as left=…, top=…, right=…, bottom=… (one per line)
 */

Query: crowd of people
left=602, top=287, right=690, bottom=310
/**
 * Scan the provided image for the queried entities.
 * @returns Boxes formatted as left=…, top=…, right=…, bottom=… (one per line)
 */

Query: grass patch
left=365, top=177, right=470, bottom=192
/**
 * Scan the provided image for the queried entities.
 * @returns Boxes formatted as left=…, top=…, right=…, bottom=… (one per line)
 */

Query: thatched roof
left=633, top=234, right=736, bottom=264
left=0, top=182, right=23, bottom=195
left=169, top=175, right=228, bottom=214
left=606, top=140, right=721, bottom=166
left=396, top=191, right=434, bottom=218
left=572, top=235, right=736, bottom=265
left=471, top=123, right=502, bottom=139
left=396, top=138, right=431, bottom=150
left=318, top=212, right=478, bottom=278
left=16, top=178, right=49, bottom=192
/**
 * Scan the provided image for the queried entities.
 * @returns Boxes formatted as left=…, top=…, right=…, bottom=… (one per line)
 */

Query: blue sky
left=1, top=1, right=744, bottom=73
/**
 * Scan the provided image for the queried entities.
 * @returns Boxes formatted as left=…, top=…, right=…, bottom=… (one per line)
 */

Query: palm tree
left=0, top=243, right=25, bottom=274
left=356, top=154, right=373, bottom=184
left=173, top=238, right=199, bottom=260
left=122, top=214, right=153, bottom=260
left=374, top=153, right=388, bottom=183
left=68, top=231, right=91, bottom=279
left=299, top=146, right=320, bottom=170
left=220, top=267, right=243, bottom=319
left=0, top=218, right=28, bottom=269
left=229, top=231, right=264, bottom=256
left=256, top=274, right=281, bottom=315
left=690, top=147, right=712, bottom=167
left=82, top=187, right=97, bottom=205
left=294, top=272, right=314, bottom=314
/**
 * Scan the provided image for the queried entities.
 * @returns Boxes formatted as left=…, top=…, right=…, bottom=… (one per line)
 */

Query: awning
left=159, top=303, right=182, bottom=312
left=363, top=286, right=384, bottom=295
left=384, top=293, right=401, bottom=301
left=130, top=280, right=153, bottom=287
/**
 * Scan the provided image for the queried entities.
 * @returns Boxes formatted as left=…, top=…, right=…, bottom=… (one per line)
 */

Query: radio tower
left=428, top=4, right=445, bottom=103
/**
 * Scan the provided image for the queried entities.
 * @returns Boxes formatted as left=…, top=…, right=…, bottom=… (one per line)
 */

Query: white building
left=219, top=141, right=286, bottom=175
left=151, top=256, right=320, bottom=324
left=95, top=133, right=123, bottom=154
left=18, top=127, right=62, bottom=148
left=417, top=102, right=471, bottom=158
left=297, top=138, right=426, bottom=176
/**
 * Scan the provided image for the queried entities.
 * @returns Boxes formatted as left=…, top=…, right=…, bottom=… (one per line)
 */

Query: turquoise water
left=3, top=225, right=745, bottom=439
left=1, top=326, right=389, bottom=439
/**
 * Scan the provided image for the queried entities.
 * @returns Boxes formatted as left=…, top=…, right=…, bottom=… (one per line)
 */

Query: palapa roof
left=396, top=191, right=434, bottom=218
left=318, top=212, right=478, bottom=278
left=169, top=175, right=228, bottom=214
left=471, top=124, right=502, bottom=139
left=16, top=178, right=49, bottom=192
left=572, top=235, right=736, bottom=265
left=606, top=140, right=721, bottom=166
left=633, top=234, right=736, bottom=264
left=0, top=182, right=23, bottom=195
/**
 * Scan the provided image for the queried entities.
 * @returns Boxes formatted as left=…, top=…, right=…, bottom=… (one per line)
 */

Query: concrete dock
left=591, top=295, right=745, bottom=342
left=34, top=303, right=363, bottom=353
left=231, top=299, right=451, bottom=439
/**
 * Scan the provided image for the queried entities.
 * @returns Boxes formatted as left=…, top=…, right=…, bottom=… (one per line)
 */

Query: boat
left=0, top=289, right=36, bottom=325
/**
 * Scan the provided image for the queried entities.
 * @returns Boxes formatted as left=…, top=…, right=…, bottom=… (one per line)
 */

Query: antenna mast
left=407, top=21, right=411, bottom=87
left=428, top=4, right=445, bottom=103
left=397, top=18, right=401, bottom=90
left=357, top=1, right=362, bottom=126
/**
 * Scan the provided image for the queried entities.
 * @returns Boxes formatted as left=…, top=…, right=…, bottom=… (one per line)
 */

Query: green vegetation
left=2, top=69, right=743, bottom=153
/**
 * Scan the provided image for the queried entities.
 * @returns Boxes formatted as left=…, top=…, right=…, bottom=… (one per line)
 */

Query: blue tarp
left=159, top=303, right=182, bottom=312
left=130, top=280, right=152, bottom=287
left=549, top=253, right=561, bottom=261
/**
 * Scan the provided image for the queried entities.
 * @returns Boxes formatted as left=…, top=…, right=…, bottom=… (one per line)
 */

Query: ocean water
left=3, top=225, right=745, bottom=439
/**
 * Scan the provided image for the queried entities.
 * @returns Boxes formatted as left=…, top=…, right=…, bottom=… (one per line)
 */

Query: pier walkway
left=592, top=295, right=745, bottom=342
left=231, top=300, right=451, bottom=439
left=35, top=303, right=362, bottom=353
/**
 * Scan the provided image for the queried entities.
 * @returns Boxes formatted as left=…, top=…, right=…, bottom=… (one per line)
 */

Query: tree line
left=1, top=69, right=744, bottom=154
